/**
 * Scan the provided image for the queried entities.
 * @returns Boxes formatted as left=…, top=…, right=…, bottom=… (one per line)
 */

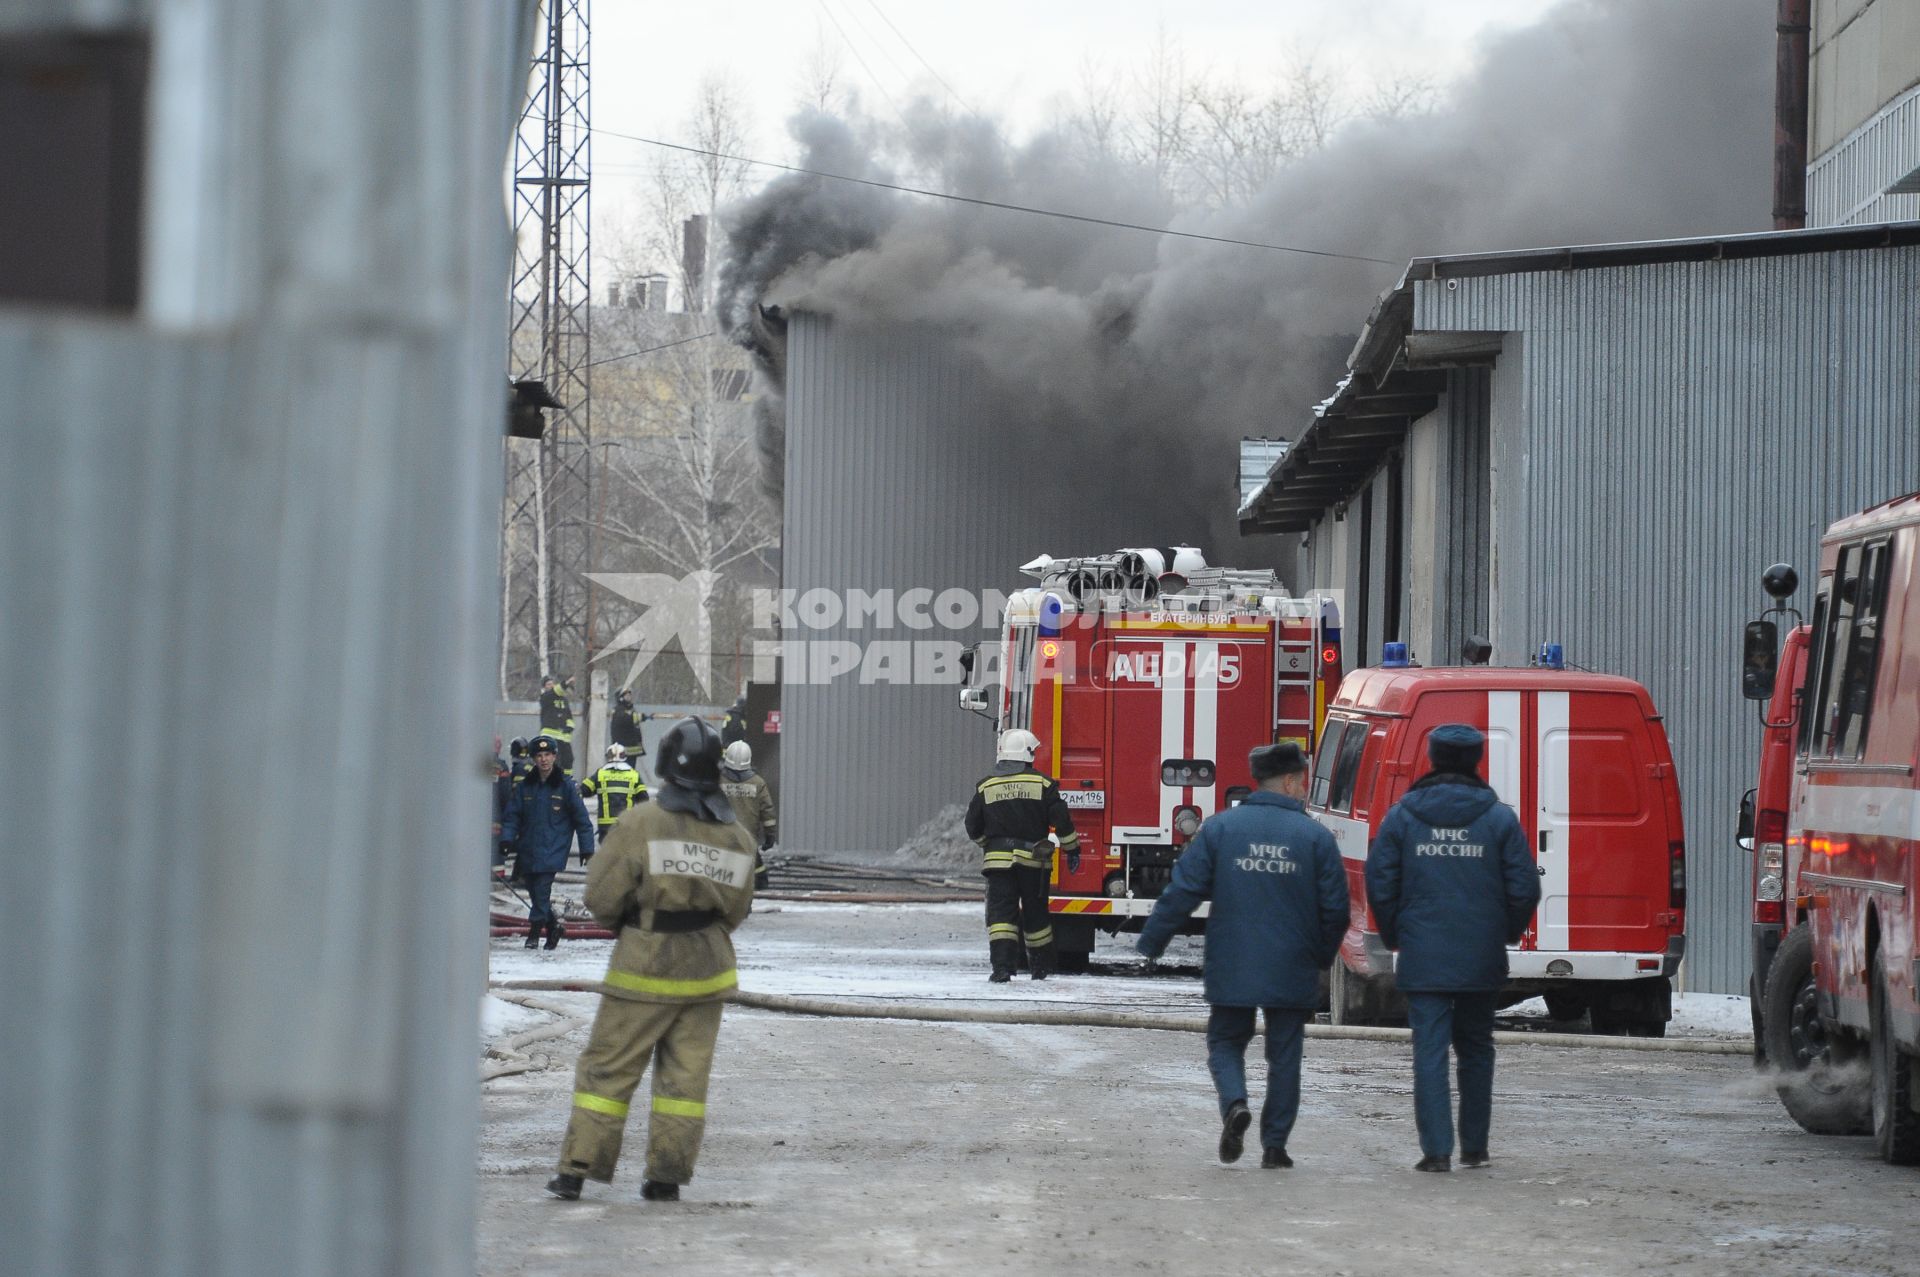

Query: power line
left=591, top=127, right=1399, bottom=266
left=812, top=0, right=907, bottom=128
left=861, top=0, right=974, bottom=115
left=584, top=331, right=717, bottom=369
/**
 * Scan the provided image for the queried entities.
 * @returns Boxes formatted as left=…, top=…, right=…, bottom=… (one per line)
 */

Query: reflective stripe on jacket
left=585, top=801, right=757, bottom=1004
left=582, top=763, right=647, bottom=827
left=963, top=761, right=1079, bottom=872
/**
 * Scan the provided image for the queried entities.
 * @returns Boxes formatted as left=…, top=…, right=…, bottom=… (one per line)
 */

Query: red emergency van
left=1741, top=494, right=1920, bottom=1164
left=1309, top=660, right=1687, bottom=1035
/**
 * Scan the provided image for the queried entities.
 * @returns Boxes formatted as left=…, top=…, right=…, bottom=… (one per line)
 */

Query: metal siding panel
left=1414, top=245, right=1920, bottom=992
left=1806, top=85, right=1920, bottom=226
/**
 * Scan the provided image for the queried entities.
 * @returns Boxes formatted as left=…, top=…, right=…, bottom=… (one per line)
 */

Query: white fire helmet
left=722, top=740, right=752, bottom=770
left=605, top=743, right=626, bottom=762
left=996, top=728, right=1041, bottom=763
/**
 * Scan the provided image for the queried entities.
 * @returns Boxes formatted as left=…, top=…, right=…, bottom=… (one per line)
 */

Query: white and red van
left=1308, top=659, right=1687, bottom=1035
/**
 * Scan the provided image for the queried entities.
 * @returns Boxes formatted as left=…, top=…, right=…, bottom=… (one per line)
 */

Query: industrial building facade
left=1805, top=0, right=1920, bottom=226
left=1239, top=224, right=1920, bottom=994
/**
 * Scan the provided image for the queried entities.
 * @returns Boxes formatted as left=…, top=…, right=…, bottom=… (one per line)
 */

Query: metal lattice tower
left=504, top=0, right=593, bottom=696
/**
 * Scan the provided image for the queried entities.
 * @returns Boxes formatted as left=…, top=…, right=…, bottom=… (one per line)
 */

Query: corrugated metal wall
left=0, top=2, right=528, bottom=1272
left=1807, top=85, right=1920, bottom=227
left=780, top=315, right=1222, bottom=855
left=1412, top=244, right=1920, bottom=993
left=1436, top=368, right=1493, bottom=663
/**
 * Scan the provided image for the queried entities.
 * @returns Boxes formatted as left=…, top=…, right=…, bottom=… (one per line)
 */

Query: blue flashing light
left=1038, top=592, right=1065, bottom=638
left=1382, top=642, right=1410, bottom=668
left=1539, top=642, right=1565, bottom=670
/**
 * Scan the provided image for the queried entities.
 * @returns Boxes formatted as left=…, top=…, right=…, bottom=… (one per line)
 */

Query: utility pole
left=505, top=0, right=593, bottom=695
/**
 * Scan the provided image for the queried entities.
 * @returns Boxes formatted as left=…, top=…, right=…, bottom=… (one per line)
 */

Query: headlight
left=1173, top=806, right=1202, bottom=837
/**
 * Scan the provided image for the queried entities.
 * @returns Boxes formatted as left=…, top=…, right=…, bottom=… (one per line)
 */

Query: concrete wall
left=1808, top=0, right=1920, bottom=224
left=0, top=2, right=530, bottom=1272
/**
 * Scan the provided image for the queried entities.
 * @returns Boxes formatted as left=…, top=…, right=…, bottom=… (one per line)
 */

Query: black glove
left=1067, top=849, right=1082, bottom=874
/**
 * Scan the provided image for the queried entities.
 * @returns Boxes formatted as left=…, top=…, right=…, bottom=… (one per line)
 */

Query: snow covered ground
left=488, top=900, right=1754, bottom=1041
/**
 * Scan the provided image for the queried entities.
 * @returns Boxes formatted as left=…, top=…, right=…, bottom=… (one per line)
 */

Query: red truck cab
left=1309, top=660, right=1686, bottom=1035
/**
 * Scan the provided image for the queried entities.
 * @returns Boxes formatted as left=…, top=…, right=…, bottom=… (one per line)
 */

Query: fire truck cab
left=1741, top=493, right=1920, bottom=1164
left=960, top=549, right=1340, bottom=970
left=1311, top=658, right=1687, bottom=1036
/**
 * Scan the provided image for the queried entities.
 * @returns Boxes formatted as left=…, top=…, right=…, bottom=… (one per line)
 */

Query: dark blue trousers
left=1206, top=1005, right=1309, bottom=1153
left=1405, top=991, right=1498, bottom=1158
left=523, top=872, right=556, bottom=929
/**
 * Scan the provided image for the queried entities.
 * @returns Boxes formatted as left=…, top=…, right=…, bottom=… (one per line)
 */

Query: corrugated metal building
left=780, top=314, right=1212, bottom=855
left=1239, top=223, right=1920, bottom=995
left=1, top=2, right=530, bottom=1272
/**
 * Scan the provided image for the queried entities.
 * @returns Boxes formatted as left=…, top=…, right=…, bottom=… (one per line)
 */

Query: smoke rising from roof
left=720, top=0, right=1772, bottom=550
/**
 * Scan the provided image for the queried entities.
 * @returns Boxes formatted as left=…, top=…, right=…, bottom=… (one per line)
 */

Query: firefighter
left=545, top=716, right=757, bottom=1203
left=1365, top=724, right=1540, bottom=1172
left=508, top=736, right=532, bottom=781
left=1136, top=743, right=1347, bottom=1168
left=580, top=743, right=648, bottom=851
left=500, top=735, right=596, bottom=949
left=720, top=695, right=747, bottom=747
left=964, top=728, right=1080, bottom=983
left=719, top=740, right=776, bottom=890
left=610, top=688, right=649, bottom=762
left=539, top=674, right=577, bottom=774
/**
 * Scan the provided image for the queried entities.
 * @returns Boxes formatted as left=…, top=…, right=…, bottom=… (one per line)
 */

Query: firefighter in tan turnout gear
left=545, top=716, right=756, bottom=1203
left=965, top=728, right=1081, bottom=982
left=720, top=740, right=776, bottom=890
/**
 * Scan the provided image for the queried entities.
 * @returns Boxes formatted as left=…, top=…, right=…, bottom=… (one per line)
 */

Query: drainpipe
left=1773, top=0, right=1811, bottom=229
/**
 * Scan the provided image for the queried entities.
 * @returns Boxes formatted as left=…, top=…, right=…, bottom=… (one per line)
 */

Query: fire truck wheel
left=1543, top=992, right=1585, bottom=1024
left=1329, top=961, right=1371, bottom=1027
left=1869, top=948, right=1920, bottom=1165
left=1762, top=926, right=1870, bottom=1136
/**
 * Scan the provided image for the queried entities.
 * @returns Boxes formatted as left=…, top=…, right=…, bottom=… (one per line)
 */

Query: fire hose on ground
left=485, top=979, right=1750, bottom=1056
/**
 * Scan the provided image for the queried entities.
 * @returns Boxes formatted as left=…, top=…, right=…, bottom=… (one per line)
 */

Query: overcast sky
left=589, top=0, right=1563, bottom=235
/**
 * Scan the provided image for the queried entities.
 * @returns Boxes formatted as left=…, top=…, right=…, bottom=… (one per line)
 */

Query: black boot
left=641, top=1180, right=680, bottom=1201
left=524, top=920, right=540, bottom=949
left=1414, top=1154, right=1452, bottom=1173
left=545, top=1173, right=583, bottom=1200
left=544, top=917, right=565, bottom=950
left=1218, top=1100, right=1252, bottom=1164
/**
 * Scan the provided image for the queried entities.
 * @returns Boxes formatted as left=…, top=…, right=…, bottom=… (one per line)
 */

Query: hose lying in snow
left=483, top=992, right=593, bottom=1081
left=486, top=980, right=1749, bottom=1056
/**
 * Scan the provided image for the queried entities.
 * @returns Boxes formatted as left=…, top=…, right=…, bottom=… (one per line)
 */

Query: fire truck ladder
left=1272, top=597, right=1328, bottom=750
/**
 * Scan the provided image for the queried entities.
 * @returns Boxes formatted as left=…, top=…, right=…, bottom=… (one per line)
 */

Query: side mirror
left=959, top=648, right=976, bottom=677
left=1742, top=619, right=1778, bottom=701
left=1736, top=787, right=1756, bottom=851
left=958, top=687, right=991, bottom=714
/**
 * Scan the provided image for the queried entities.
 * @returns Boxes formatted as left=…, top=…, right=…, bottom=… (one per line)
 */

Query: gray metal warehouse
left=1238, top=221, right=1920, bottom=994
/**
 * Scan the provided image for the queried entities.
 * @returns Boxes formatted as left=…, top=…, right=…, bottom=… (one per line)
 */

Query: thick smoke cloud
left=720, top=0, right=1773, bottom=550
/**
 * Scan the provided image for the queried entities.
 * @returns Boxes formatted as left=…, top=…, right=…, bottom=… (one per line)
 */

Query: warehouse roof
left=1238, top=220, right=1920, bottom=535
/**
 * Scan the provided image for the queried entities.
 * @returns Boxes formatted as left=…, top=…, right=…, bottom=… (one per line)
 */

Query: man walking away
left=546, top=716, right=757, bottom=1203
left=1137, top=743, right=1347, bottom=1169
left=500, top=735, right=596, bottom=949
left=1365, top=724, right=1540, bottom=1172
left=581, top=744, right=648, bottom=852
left=719, top=740, right=776, bottom=890
left=964, top=728, right=1081, bottom=983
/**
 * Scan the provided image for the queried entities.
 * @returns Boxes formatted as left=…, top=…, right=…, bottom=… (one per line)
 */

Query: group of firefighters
left=499, top=690, right=1535, bottom=1201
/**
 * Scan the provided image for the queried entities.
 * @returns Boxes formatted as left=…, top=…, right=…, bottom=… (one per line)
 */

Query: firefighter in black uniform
left=965, top=728, right=1081, bottom=982
left=610, top=688, right=649, bottom=761
left=539, top=675, right=577, bottom=774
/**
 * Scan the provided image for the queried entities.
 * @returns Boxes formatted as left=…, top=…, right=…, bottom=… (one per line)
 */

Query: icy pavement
left=488, top=900, right=1754, bottom=1041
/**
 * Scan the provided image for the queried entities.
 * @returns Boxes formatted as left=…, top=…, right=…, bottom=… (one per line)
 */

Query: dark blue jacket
left=1136, top=792, right=1349, bottom=1009
left=1364, top=774, right=1541, bottom=993
left=501, top=766, right=596, bottom=873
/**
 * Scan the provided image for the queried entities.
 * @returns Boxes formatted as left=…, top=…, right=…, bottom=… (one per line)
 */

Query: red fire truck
left=1309, top=656, right=1687, bottom=1035
left=1741, top=493, right=1920, bottom=1164
left=958, top=549, right=1341, bottom=970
